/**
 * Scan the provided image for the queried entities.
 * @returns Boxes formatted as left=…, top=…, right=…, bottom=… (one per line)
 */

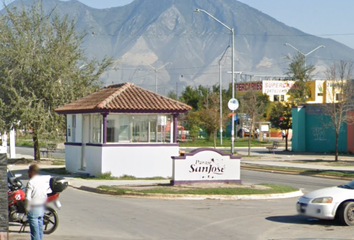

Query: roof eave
left=55, top=109, right=190, bottom=115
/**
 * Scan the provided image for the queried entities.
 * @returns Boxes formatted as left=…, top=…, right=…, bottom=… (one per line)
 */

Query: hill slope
left=9, top=0, right=354, bottom=93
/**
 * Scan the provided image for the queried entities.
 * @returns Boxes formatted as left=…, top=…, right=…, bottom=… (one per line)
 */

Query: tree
left=180, top=86, right=203, bottom=110
left=185, top=112, right=200, bottom=142
left=167, top=91, right=177, bottom=100
left=0, top=2, right=112, bottom=160
left=287, top=53, right=315, bottom=105
left=198, top=92, right=228, bottom=148
left=269, top=102, right=292, bottom=151
left=240, top=90, right=270, bottom=156
left=324, top=61, right=354, bottom=161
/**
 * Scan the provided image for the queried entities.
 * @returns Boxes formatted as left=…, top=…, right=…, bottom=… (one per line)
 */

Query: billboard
left=236, top=82, right=262, bottom=92
left=262, top=81, right=295, bottom=95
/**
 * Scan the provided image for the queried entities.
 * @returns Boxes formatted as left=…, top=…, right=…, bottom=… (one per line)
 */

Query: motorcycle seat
left=47, top=192, right=57, bottom=197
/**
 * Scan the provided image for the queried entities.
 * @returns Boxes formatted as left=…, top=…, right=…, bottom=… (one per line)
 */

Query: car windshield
left=338, top=180, right=354, bottom=189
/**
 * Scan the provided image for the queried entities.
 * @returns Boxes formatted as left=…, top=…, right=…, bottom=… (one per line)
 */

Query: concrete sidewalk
left=242, top=160, right=354, bottom=172
left=67, top=178, right=170, bottom=189
left=9, top=164, right=170, bottom=188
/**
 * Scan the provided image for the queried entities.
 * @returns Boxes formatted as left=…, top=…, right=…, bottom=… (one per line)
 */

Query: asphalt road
left=16, top=146, right=65, bottom=159
left=9, top=170, right=354, bottom=240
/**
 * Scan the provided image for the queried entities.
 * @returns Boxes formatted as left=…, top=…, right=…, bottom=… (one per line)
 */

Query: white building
left=55, top=83, right=191, bottom=178
left=236, top=80, right=295, bottom=102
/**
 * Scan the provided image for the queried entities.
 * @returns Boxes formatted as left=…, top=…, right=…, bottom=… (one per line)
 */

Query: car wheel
left=338, top=201, right=354, bottom=226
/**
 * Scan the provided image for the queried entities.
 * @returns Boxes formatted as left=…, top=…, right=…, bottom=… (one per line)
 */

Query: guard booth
left=55, top=83, right=191, bottom=178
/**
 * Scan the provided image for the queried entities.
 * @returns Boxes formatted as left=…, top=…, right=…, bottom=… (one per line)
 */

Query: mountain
left=7, top=0, right=354, bottom=94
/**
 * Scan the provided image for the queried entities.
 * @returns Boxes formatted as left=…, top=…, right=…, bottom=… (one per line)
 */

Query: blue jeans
left=27, top=206, right=44, bottom=240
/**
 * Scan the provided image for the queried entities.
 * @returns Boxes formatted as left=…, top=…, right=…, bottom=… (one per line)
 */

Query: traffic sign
left=228, top=98, right=239, bottom=111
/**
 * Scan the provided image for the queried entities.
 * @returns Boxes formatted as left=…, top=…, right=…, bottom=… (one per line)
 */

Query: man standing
left=281, top=130, right=285, bottom=141
left=25, top=165, right=49, bottom=240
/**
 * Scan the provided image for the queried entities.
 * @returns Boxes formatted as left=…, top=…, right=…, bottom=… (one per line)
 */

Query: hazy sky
left=13, top=0, right=354, bottom=48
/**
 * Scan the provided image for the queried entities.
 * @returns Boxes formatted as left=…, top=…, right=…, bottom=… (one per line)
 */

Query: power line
left=90, top=31, right=354, bottom=38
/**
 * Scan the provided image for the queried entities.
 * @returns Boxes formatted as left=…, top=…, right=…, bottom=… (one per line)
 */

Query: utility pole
left=206, top=86, right=209, bottom=109
left=147, top=62, right=170, bottom=94
left=219, top=45, right=230, bottom=145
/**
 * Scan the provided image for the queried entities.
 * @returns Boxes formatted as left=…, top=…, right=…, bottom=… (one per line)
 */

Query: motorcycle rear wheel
left=43, top=207, right=58, bottom=234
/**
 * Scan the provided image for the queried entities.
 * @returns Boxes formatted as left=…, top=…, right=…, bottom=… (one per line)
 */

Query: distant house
left=55, top=83, right=191, bottom=177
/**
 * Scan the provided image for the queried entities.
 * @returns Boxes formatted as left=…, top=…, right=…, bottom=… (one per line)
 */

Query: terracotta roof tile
left=55, top=82, right=192, bottom=114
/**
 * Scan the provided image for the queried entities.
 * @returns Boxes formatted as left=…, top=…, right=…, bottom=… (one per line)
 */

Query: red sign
left=236, top=82, right=262, bottom=92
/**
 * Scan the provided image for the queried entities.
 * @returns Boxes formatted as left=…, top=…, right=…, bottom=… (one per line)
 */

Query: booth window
left=273, top=95, right=279, bottom=101
left=280, top=95, right=285, bottom=101
left=107, top=120, right=115, bottom=142
left=106, top=114, right=168, bottom=143
left=91, top=114, right=102, bottom=143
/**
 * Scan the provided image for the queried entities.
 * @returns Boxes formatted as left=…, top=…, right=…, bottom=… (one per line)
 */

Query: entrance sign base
left=171, top=148, right=241, bottom=185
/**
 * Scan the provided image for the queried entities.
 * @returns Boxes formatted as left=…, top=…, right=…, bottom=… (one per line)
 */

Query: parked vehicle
left=7, top=169, right=68, bottom=234
left=297, top=180, right=354, bottom=226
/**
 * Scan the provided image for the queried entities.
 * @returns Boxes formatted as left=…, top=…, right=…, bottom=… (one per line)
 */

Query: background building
left=292, top=104, right=354, bottom=153
left=236, top=80, right=295, bottom=102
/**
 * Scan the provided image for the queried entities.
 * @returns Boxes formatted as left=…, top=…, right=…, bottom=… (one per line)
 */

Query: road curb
left=241, top=164, right=354, bottom=181
left=71, top=185, right=303, bottom=200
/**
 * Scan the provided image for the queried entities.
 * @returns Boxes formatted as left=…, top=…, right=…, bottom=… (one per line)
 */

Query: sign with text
left=171, top=149, right=241, bottom=185
left=236, top=82, right=262, bottom=92
left=263, top=80, right=295, bottom=95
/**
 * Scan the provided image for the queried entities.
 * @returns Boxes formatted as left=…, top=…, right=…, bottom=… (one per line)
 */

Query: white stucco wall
left=85, top=145, right=103, bottom=177
left=99, top=145, right=179, bottom=178
left=64, top=144, right=179, bottom=177
left=65, top=144, right=82, bottom=173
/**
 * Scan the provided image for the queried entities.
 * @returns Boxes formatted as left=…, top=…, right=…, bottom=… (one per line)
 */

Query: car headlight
left=311, top=197, right=333, bottom=204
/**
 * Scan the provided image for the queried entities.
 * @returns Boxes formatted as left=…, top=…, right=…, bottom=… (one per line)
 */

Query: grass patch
left=95, top=172, right=118, bottom=180
left=117, top=175, right=168, bottom=180
left=15, top=139, right=46, bottom=148
left=97, top=184, right=297, bottom=195
left=42, top=167, right=69, bottom=175
left=179, top=138, right=271, bottom=148
left=243, top=165, right=354, bottom=178
left=97, top=187, right=127, bottom=195
left=52, top=161, right=65, bottom=166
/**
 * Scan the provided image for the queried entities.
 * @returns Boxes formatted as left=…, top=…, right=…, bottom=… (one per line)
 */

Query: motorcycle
left=7, top=169, right=68, bottom=234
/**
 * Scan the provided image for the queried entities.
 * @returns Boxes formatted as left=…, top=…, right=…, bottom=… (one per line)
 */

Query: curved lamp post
left=284, top=43, right=325, bottom=68
left=195, top=8, right=236, bottom=154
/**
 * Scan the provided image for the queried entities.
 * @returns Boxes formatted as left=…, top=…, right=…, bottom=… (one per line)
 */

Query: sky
left=6, top=0, right=354, bottom=48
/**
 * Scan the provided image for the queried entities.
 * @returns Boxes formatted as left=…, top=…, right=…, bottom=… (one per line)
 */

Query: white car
left=297, top=180, right=354, bottom=225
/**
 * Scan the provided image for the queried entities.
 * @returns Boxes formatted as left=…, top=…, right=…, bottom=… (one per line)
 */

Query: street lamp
left=195, top=8, right=236, bottom=154
left=147, top=62, right=171, bottom=94
left=284, top=43, right=325, bottom=68
left=219, top=45, right=230, bottom=145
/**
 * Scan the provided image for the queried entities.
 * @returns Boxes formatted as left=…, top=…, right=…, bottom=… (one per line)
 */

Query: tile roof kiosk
left=55, top=83, right=192, bottom=178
